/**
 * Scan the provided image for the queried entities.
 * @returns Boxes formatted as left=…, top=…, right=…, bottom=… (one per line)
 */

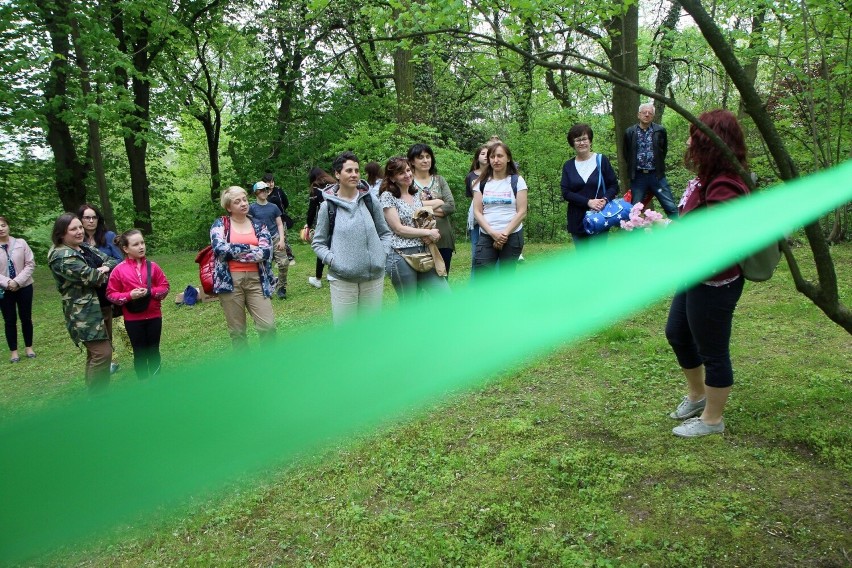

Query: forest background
left=1, top=0, right=850, bottom=328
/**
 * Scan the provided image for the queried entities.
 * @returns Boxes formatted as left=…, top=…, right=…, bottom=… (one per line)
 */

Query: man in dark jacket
left=623, top=103, right=678, bottom=217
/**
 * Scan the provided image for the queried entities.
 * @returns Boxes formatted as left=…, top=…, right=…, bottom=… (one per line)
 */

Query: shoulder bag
left=583, top=154, right=631, bottom=235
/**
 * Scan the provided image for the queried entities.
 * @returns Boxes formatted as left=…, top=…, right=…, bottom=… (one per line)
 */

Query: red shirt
left=680, top=173, right=748, bottom=282
left=106, top=258, right=170, bottom=321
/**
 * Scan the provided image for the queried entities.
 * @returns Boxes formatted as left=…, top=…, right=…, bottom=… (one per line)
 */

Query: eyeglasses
left=573, top=137, right=590, bottom=144
left=81, top=216, right=99, bottom=221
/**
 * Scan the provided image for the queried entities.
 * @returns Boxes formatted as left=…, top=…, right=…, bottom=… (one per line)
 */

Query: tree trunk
left=653, top=1, right=681, bottom=120
left=393, top=42, right=415, bottom=124
left=34, top=0, right=89, bottom=212
left=70, top=16, right=115, bottom=229
left=606, top=3, right=640, bottom=189
left=110, top=3, right=154, bottom=235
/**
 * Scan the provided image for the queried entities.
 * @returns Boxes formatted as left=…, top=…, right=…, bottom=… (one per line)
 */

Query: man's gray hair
left=638, top=102, right=655, bottom=114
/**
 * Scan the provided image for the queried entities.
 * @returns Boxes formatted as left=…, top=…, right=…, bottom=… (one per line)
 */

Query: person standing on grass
left=464, top=144, right=489, bottom=266
left=665, top=109, right=750, bottom=438
left=380, top=156, right=449, bottom=300
left=560, top=123, right=619, bottom=246
left=48, top=213, right=118, bottom=391
left=409, top=143, right=456, bottom=274
left=211, top=186, right=277, bottom=348
left=623, top=103, right=679, bottom=218
left=0, top=216, right=36, bottom=363
left=251, top=181, right=289, bottom=300
left=262, top=172, right=295, bottom=268
left=107, top=229, right=170, bottom=379
left=304, top=167, right=336, bottom=289
left=311, top=151, right=392, bottom=324
left=471, top=142, right=528, bottom=272
left=77, top=203, right=129, bottom=374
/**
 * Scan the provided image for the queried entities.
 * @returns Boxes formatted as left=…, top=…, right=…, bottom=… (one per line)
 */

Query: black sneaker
left=277, top=288, right=287, bottom=299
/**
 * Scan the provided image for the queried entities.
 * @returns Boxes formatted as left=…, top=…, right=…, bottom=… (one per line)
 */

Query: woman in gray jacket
left=311, top=152, right=392, bottom=324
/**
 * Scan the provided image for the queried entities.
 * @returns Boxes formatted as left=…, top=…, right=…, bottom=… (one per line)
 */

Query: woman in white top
left=464, top=144, right=489, bottom=270
left=471, top=142, right=528, bottom=273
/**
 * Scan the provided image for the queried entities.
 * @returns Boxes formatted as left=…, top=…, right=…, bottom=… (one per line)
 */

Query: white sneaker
left=518, top=254, right=526, bottom=262
left=308, top=276, right=322, bottom=288
left=288, top=259, right=296, bottom=266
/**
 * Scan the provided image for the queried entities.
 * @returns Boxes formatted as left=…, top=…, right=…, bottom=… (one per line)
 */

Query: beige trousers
left=219, top=271, right=276, bottom=346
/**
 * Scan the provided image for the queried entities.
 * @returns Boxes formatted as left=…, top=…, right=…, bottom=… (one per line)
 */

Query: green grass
left=3, top=240, right=851, bottom=567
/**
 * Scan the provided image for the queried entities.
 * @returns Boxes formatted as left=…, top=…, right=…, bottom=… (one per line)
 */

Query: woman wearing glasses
left=560, top=124, right=619, bottom=246
left=77, top=204, right=127, bottom=373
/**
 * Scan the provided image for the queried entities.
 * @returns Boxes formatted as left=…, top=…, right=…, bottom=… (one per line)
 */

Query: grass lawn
left=3, top=239, right=850, bottom=567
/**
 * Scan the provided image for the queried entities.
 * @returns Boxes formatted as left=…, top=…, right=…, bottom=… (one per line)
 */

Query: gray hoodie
left=311, top=184, right=392, bottom=282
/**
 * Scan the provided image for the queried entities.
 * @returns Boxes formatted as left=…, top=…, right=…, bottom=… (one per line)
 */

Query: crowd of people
left=5, top=107, right=754, bottom=438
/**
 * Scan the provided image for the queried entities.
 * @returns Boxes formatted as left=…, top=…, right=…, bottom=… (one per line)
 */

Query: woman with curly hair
left=665, top=109, right=751, bottom=438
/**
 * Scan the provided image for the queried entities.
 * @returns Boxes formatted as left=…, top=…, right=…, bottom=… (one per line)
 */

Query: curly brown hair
left=686, top=109, right=748, bottom=183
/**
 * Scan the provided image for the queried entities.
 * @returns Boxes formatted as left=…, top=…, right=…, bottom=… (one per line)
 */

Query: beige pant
left=329, top=277, right=384, bottom=325
left=84, top=339, right=112, bottom=391
left=219, top=271, right=276, bottom=346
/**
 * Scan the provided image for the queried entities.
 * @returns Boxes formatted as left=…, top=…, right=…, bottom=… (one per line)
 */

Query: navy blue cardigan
left=560, top=154, right=619, bottom=234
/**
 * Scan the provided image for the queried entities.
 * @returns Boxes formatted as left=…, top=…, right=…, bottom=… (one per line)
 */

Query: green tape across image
left=1, top=161, right=850, bottom=563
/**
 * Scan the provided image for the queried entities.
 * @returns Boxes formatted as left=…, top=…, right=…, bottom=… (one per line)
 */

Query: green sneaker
left=669, top=396, right=706, bottom=420
left=672, top=417, right=724, bottom=438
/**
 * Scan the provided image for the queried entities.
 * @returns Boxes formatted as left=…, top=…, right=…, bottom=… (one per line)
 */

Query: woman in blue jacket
left=560, top=123, right=619, bottom=246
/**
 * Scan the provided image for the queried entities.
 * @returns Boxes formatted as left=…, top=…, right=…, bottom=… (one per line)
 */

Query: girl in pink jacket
left=107, top=229, right=169, bottom=379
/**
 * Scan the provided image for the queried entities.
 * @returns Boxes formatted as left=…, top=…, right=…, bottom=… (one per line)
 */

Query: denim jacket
left=209, top=216, right=276, bottom=297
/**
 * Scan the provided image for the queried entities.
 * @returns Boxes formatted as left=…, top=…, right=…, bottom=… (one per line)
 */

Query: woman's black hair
left=407, top=143, right=437, bottom=175
left=76, top=203, right=108, bottom=247
left=332, top=151, right=359, bottom=174
left=308, top=167, right=335, bottom=189
left=566, top=123, right=594, bottom=148
left=51, top=213, right=79, bottom=246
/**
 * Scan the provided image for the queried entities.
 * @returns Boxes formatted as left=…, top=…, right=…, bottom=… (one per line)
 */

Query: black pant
left=473, top=230, right=524, bottom=274
left=124, top=317, right=162, bottom=379
left=439, top=247, right=453, bottom=275
left=315, top=257, right=324, bottom=279
left=665, top=278, right=744, bottom=388
left=1, top=284, right=34, bottom=351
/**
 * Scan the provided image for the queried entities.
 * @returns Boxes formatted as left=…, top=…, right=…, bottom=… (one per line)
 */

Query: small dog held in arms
left=412, top=207, right=447, bottom=277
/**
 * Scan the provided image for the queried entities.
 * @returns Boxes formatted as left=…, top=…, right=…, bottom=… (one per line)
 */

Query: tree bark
left=34, top=0, right=89, bottom=212
left=606, top=3, right=640, bottom=189
left=653, top=1, right=681, bottom=120
left=69, top=15, right=115, bottom=229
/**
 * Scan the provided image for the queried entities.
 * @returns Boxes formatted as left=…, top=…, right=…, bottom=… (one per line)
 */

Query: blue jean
left=386, top=246, right=450, bottom=301
left=630, top=171, right=679, bottom=217
left=665, top=277, right=744, bottom=388
left=473, top=230, right=524, bottom=274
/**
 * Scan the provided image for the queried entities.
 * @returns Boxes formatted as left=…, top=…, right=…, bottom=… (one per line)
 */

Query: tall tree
left=33, top=0, right=89, bottom=212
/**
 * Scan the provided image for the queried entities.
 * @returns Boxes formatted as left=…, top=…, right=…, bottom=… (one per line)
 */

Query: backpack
left=195, top=216, right=230, bottom=295
left=183, top=284, right=199, bottom=306
left=327, top=191, right=375, bottom=245
left=479, top=174, right=520, bottom=196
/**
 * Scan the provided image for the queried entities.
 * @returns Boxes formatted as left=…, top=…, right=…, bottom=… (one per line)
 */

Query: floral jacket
left=47, top=243, right=118, bottom=346
left=209, top=216, right=275, bottom=297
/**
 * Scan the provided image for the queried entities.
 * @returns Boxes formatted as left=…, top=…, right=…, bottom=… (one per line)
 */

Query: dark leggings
left=124, top=317, right=162, bottom=379
left=665, top=277, right=744, bottom=388
left=439, top=248, right=453, bottom=275
left=315, top=257, right=324, bottom=279
left=1, top=284, right=34, bottom=351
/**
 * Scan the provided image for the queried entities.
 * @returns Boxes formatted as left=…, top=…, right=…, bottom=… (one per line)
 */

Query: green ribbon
left=1, top=162, right=850, bottom=563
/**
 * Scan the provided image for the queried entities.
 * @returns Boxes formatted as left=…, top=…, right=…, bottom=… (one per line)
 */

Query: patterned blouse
left=379, top=191, right=424, bottom=249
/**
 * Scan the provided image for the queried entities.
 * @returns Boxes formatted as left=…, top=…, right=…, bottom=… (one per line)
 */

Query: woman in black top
left=304, top=167, right=335, bottom=288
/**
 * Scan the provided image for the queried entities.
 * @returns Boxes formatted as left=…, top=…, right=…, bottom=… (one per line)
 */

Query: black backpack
left=327, top=190, right=376, bottom=245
